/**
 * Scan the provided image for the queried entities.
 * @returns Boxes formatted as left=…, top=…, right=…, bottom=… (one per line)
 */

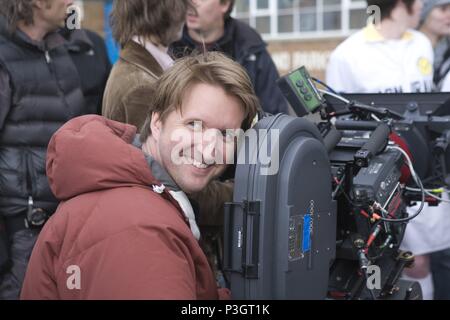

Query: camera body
left=223, top=67, right=450, bottom=300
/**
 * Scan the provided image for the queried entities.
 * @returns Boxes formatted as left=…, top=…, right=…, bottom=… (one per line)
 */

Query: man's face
left=148, top=83, right=245, bottom=194
left=186, top=0, right=231, bottom=34
left=423, top=4, right=450, bottom=37
left=407, top=0, right=424, bottom=29
left=34, top=0, right=74, bottom=32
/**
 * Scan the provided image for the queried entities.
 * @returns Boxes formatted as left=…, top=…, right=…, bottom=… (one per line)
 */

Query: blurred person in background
left=327, top=0, right=433, bottom=94
left=102, top=0, right=190, bottom=131
left=419, top=1, right=450, bottom=89
left=419, top=0, right=450, bottom=299
left=0, top=0, right=92, bottom=299
left=62, top=27, right=111, bottom=115
left=170, top=0, right=288, bottom=115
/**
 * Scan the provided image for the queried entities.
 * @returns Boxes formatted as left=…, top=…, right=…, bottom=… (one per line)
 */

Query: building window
left=278, top=14, right=294, bottom=33
left=236, top=0, right=251, bottom=13
left=255, top=16, right=271, bottom=33
left=234, top=0, right=368, bottom=40
left=350, top=8, right=367, bottom=29
left=257, top=0, right=270, bottom=9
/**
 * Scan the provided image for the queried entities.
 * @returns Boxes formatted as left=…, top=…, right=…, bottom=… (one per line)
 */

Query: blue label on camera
left=302, top=214, right=312, bottom=252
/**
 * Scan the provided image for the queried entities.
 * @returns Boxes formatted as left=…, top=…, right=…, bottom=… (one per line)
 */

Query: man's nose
left=197, top=130, right=224, bottom=165
left=204, top=131, right=219, bottom=164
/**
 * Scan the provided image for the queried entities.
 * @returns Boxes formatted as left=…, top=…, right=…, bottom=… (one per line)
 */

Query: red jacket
left=21, top=115, right=225, bottom=299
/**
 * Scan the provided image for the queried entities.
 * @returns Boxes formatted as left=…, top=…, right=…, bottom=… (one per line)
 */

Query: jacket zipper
left=45, top=50, right=51, bottom=64
left=44, top=50, right=65, bottom=98
left=24, top=150, right=34, bottom=198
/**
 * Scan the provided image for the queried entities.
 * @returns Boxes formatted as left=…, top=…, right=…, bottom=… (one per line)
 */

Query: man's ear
left=220, top=0, right=232, bottom=16
left=150, top=112, right=162, bottom=140
left=33, top=0, right=47, bottom=10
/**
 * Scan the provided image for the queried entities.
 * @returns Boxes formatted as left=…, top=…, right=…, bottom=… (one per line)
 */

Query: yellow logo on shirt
left=417, top=57, right=432, bottom=76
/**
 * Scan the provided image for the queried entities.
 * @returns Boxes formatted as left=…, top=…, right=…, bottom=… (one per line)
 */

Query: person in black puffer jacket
left=0, top=0, right=90, bottom=299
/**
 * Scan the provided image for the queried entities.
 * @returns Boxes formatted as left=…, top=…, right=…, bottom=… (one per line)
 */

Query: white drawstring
left=168, top=190, right=201, bottom=240
left=151, top=184, right=200, bottom=240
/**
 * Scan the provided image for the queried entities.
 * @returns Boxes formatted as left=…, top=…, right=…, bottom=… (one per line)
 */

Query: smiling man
left=20, top=52, right=260, bottom=299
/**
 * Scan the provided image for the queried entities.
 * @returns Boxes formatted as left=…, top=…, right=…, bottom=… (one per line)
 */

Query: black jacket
left=171, top=18, right=288, bottom=115
left=63, top=28, right=111, bottom=115
left=0, top=15, right=88, bottom=217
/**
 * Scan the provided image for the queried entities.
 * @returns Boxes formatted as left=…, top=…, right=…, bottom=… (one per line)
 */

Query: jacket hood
left=46, top=115, right=156, bottom=200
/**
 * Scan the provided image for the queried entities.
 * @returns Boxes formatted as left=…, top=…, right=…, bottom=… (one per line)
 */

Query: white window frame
left=233, top=0, right=368, bottom=41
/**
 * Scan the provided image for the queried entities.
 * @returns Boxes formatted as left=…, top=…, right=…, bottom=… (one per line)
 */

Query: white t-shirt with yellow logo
left=326, top=24, right=434, bottom=93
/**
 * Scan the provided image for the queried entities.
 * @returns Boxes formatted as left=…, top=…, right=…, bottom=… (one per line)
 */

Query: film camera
left=223, top=67, right=450, bottom=300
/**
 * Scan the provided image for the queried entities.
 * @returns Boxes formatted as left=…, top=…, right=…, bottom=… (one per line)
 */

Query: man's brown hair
left=110, top=0, right=191, bottom=47
left=366, top=0, right=417, bottom=21
left=140, top=52, right=261, bottom=143
left=0, top=0, right=34, bottom=31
